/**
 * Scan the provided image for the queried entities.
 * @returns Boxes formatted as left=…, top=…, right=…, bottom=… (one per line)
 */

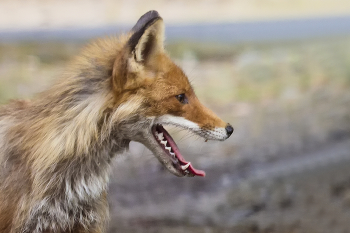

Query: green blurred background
left=1, top=1, right=350, bottom=232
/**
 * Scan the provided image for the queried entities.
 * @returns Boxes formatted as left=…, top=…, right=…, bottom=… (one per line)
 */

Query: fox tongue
left=173, top=150, right=206, bottom=177
left=157, top=125, right=206, bottom=177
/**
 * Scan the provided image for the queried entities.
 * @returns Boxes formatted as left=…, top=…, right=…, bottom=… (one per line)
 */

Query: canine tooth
left=160, top=140, right=167, bottom=146
left=165, top=146, right=172, bottom=152
left=170, top=152, right=175, bottom=156
left=157, top=132, right=164, bottom=140
left=181, top=162, right=191, bottom=170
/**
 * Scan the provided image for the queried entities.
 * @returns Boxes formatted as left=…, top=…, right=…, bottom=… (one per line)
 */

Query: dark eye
left=175, top=93, right=188, bottom=104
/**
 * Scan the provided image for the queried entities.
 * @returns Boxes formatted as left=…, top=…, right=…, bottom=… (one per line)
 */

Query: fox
left=0, top=10, right=233, bottom=233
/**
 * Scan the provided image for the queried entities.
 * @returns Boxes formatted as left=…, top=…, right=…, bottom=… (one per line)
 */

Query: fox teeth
left=157, top=132, right=164, bottom=140
left=181, top=162, right=191, bottom=170
left=160, top=140, right=167, bottom=146
left=165, top=146, right=172, bottom=152
left=170, top=152, right=175, bottom=156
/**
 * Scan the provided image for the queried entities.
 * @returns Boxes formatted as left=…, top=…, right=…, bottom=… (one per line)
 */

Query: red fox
left=0, top=11, right=233, bottom=233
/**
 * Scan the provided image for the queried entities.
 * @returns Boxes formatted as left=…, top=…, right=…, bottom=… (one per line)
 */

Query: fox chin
left=0, top=10, right=233, bottom=233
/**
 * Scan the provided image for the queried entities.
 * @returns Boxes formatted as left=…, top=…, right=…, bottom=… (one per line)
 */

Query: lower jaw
left=150, top=124, right=205, bottom=177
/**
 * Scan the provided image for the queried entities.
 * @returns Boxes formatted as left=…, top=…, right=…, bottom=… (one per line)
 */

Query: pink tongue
left=158, top=125, right=206, bottom=177
left=173, top=150, right=206, bottom=177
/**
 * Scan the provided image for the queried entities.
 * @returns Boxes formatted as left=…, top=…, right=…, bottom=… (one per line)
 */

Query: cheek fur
left=181, top=97, right=227, bottom=130
left=144, top=97, right=184, bottom=117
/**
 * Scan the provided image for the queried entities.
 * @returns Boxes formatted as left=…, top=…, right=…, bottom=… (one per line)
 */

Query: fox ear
left=127, top=10, right=164, bottom=63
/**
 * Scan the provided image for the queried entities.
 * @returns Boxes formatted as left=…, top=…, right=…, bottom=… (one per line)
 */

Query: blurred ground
left=109, top=140, right=350, bottom=233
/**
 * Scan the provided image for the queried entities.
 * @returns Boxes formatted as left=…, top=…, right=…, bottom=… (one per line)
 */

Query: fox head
left=111, top=11, right=233, bottom=177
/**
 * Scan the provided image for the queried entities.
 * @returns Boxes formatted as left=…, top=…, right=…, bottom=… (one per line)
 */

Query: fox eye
left=175, top=94, right=188, bottom=104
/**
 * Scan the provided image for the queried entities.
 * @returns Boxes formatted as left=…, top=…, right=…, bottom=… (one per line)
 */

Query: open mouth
left=151, top=124, right=206, bottom=177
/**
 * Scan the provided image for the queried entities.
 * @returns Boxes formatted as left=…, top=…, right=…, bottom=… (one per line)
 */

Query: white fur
left=155, top=115, right=200, bottom=130
left=67, top=169, right=109, bottom=202
left=0, top=118, right=13, bottom=165
left=154, top=114, right=228, bottom=141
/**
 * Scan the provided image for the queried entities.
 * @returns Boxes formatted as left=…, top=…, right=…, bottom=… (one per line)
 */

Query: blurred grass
left=1, top=37, right=350, bottom=103
left=0, top=41, right=80, bottom=103
left=167, top=38, right=350, bottom=103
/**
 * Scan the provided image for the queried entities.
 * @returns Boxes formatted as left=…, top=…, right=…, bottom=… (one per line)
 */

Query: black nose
left=225, top=124, right=234, bottom=137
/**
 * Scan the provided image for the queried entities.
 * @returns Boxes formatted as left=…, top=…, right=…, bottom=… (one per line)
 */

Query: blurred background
left=1, top=0, right=350, bottom=232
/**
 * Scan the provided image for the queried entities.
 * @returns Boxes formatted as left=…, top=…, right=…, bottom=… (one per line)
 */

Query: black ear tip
left=128, top=10, right=163, bottom=51
left=145, top=10, right=160, bottom=19
left=131, top=10, right=162, bottom=32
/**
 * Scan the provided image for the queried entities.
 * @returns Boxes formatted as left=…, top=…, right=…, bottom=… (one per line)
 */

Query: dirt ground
left=107, top=140, right=350, bottom=233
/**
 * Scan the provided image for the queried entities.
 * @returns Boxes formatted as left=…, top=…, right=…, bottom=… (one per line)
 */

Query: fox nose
left=225, top=124, right=234, bottom=137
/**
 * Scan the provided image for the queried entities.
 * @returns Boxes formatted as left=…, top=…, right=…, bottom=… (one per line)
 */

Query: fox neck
left=28, top=84, right=129, bottom=199
left=17, top=64, right=136, bottom=231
